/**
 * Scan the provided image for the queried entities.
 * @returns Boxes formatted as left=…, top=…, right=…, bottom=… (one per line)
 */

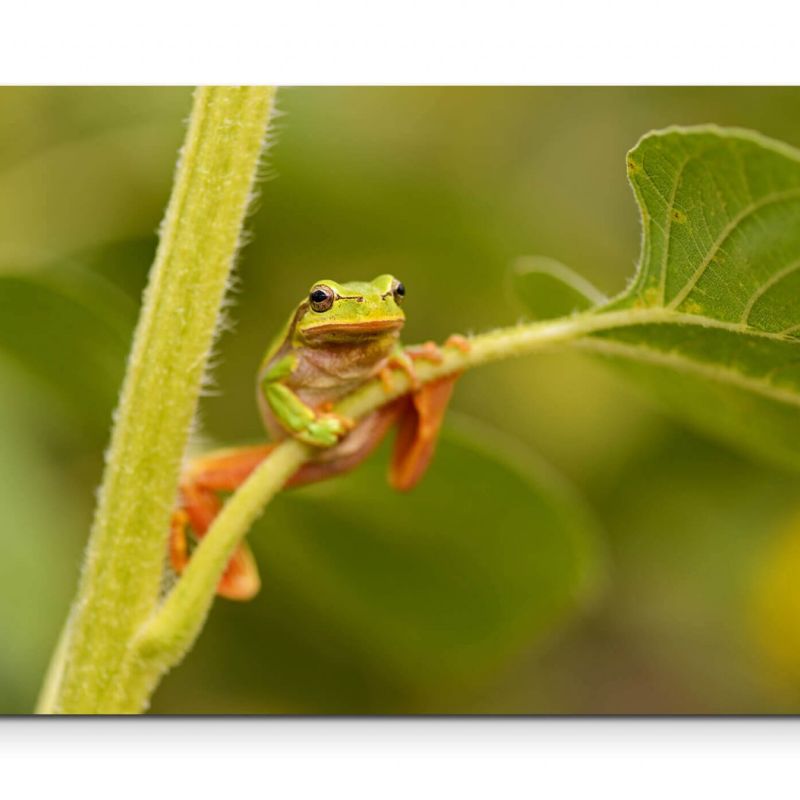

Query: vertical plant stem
left=38, top=86, right=275, bottom=714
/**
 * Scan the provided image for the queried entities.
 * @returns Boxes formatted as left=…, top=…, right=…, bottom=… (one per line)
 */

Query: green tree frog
left=170, top=274, right=469, bottom=600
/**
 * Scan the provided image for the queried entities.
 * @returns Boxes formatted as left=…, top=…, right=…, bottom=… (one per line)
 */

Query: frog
left=169, top=274, right=469, bottom=600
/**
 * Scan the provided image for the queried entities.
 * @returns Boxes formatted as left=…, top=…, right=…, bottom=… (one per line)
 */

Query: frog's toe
left=386, top=351, right=420, bottom=390
left=378, top=366, right=395, bottom=393
left=445, top=333, right=471, bottom=353
left=303, top=412, right=355, bottom=447
left=406, top=340, right=444, bottom=364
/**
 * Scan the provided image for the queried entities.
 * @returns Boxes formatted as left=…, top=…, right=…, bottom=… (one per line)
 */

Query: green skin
left=257, top=274, right=408, bottom=448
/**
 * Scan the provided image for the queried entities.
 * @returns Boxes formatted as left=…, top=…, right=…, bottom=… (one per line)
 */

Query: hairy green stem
left=38, top=86, right=275, bottom=714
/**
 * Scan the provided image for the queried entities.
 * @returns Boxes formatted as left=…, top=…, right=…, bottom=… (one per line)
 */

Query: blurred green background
left=2, top=87, right=800, bottom=714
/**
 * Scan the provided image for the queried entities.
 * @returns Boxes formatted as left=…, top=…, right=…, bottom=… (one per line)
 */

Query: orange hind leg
left=169, top=406, right=401, bottom=601
left=170, top=444, right=275, bottom=600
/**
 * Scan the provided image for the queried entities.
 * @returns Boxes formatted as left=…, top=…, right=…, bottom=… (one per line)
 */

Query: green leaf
left=152, top=417, right=604, bottom=713
left=519, top=127, right=800, bottom=470
left=511, top=255, right=606, bottom=319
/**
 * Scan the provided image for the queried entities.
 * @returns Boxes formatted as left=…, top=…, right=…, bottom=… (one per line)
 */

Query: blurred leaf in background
left=511, top=255, right=607, bottom=320
left=0, top=266, right=137, bottom=444
left=0, top=368, right=86, bottom=713
left=4, top=87, right=800, bottom=713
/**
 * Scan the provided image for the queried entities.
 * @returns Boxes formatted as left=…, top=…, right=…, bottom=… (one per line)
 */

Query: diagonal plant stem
left=37, top=86, right=276, bottom=714
left=126, top=310, right=624, bottom=687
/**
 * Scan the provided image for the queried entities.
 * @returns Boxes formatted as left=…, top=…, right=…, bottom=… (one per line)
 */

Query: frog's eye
left=309, top=285, right=335, bottom=312
left=393, top=281, right=405, bottom=304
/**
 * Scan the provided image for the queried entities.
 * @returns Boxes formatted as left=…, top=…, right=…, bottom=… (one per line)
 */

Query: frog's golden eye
left=309, top=285, right=335, bottom=312
left=393, top=280, right=405, bottom=304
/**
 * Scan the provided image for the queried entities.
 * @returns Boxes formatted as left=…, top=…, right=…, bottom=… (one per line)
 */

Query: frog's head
left=295, top=274, right=406, bottom=343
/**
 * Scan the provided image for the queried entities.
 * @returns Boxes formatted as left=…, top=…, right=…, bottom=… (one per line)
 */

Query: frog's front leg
left=261, top=354, right=354, bottom=447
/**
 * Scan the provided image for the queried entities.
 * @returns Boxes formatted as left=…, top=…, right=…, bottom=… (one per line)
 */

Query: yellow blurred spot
left=749, top=512, right=800, bottom=685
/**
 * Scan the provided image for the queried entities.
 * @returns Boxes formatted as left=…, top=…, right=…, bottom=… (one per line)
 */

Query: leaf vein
left=592, top=306, right=798, bottom=344
left=667, top=187, right=800, bottom=310
left=740, top=258, right=800, bottom=326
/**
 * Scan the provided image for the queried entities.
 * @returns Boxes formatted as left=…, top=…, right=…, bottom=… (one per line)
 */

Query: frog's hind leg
left=388, top=336, right=467, bottom=491
left=169, top=412, right=402, bottom=601
left=389, top=373, right=459, bottom=491
left=170, top=444, right=274, bottom=601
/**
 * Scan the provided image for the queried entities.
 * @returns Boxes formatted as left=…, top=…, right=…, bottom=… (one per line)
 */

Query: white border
left=2, top=719, right=799, bottom=798
left=2, top=0, right=800, bottom=84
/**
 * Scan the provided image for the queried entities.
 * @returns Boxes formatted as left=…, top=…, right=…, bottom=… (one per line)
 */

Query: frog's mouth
left=302, top=318, right=404, bottom=340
